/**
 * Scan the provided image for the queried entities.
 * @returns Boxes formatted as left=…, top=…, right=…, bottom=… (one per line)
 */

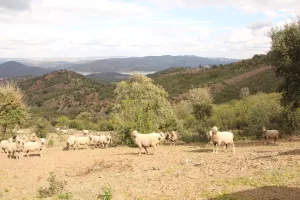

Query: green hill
left=18, top=70, right=115, bottom=118
left=149, top=54, right=283, bottom=103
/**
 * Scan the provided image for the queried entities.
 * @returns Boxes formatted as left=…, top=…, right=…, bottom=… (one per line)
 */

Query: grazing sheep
left=0, top=138, right=13, bottom=154
left=65, top=136, right=76, bottom=150
left=131, top=130, right=162, bottom=156
left=55, top=128, right=61, bottom=133
left=73, top=136, right=91, bottom=150
left=61, top=129, right=68, bottom=134
left=211, top=126, right=235, bottom=154
left=262, top=127, right=279, bottom=145
left=165, top=131, right=178, bottom=146
left=6, top=139, right=25, bottom=159
left=23, top=138, right=45, bottom=158
left=99, top=135, right=112, bottom=149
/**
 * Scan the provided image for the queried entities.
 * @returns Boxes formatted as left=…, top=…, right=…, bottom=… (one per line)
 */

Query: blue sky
left=0, top=0, right=297, bottom=59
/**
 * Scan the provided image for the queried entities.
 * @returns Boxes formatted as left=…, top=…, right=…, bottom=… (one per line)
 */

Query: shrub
left=58, top=192, right=73, bottom=200
left=35, top=118, right=50, bottom=138
left=37, top=172, right=67, bottom=198
left=98, top=185, right=112, bottom=200
left=47, top=139, right=55, bottom=147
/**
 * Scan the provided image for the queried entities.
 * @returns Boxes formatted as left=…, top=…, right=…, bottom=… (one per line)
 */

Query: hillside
left=86, top=72, right=130, bottom=83
left=149, top=54, right=283, bottom=103
left=68, top=55, right=239, bottom=73
left=18, top=70, right=115, bottom=118
left=0, top=61, right=52, bottom=78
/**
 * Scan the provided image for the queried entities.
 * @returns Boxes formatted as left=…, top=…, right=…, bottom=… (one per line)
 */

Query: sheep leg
left=232, top=143, right=235, bottom=154
left=144, top=147, right=148, bottom=154
left=138, top=147, right=142, bottom=156
left=153, top=145, right=157, bottom=155
left=26, top=151, right=29, bottom=158
left=274, top=138, right=277, bottom=145
left=215, top=144, right=219, bottom=154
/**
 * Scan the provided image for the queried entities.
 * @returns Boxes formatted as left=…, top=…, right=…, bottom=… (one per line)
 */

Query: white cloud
left=0, top=0, right=298, bottom=59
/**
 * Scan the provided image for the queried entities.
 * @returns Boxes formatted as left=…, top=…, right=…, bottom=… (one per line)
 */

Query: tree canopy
left=269, top=18, right=300, bottom=109
left=0, top=82, right=29, bottom=134
left=111, top=73, right=178, bottom=133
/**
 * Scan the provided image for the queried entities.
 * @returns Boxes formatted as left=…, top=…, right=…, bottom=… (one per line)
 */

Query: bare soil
left=1, top=139, right=300, bottom=200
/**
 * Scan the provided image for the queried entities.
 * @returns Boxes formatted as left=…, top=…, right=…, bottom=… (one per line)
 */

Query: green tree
left=269, top=18, right=300, bottom=109
left=111, top=73, right=177, bottom=133
left=187, top=87, right=213, bottom=121
left=56, top=116, right=69, bottom=128
left=0, top=82, right=29, bottom=134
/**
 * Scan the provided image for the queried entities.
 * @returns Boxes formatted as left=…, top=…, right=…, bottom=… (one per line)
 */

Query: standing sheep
left=82, top=129, right=89, bottom=135
left=131, top=130, right=162, bottom=156
left=166, top=131, right=178, bottom=146
left=0, top=138, right=13, bottom=154
left=262, top=127, right=279, bottom=145
left=210, top=126, right=235, bottom=154
left=73, top=136, right=91, bottom=150
left=6, top=139, right=25, bottom=159
left=23, top=138, right=45, bottom=158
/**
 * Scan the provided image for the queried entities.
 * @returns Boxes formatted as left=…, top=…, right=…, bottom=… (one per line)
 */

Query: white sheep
left=165, top=131, right=178, bottom=146
left=0, top=138, right=13, bottom=154
left=99, top=135, right=112, bottom=149
left=65, top=136, right=76, bottom=150
left=82, top=129, right=89, bottom=135
left=262, top=127, right=279, bottom=145
left=131, top=130, right=162, bottom=156
left=61, top=129, right=68, bottom=134
left=6, top=139, right=25, bottom=159
left=23, top=138, right=45, bottom=158
left=55, top=128, right=61, bottom=133
left=210, top=126, right=235, bottom=154
left=73, top=136, right=91, bottom=150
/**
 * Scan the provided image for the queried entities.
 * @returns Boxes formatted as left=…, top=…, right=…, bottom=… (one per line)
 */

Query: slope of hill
left=0, top=61, right=51, bottom=78
left=86, top=72, right=130, bottom=83
left=18, top=70, right=115, bottom=117
left=149, top=54, right=283, bottom=103
left=68, top=55, right=239, bottom=73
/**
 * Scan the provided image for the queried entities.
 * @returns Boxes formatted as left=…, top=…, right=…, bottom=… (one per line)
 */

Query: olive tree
left=269, top=18, right=300, bottom=109
left=111, top=73, right=178, bottom=134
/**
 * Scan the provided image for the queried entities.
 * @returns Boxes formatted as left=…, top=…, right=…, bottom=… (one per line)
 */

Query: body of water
left=76, top=71, right=157, bottom=76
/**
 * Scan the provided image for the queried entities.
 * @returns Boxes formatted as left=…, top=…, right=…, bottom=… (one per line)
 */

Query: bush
left=98, top=185, right=112, bottom=200
left=37, top=172, right=67, bottom=198
left=47, top=139, right=55, bottom=147
left=35, top=118, right=50, bottom=138
left=68, top=120, right=83, bottom=130
left=58, top=192, right=73, bottom=200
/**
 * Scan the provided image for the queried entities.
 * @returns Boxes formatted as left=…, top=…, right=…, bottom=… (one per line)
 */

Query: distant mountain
left=68, top=55, right=239, bottom=73
left=86, top=72, right=130, bottom=83
left=0, top=61, right=52, bottom=78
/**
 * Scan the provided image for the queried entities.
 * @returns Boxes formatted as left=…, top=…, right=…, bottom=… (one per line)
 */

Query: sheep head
left=211, top=126, right=218, bottom=135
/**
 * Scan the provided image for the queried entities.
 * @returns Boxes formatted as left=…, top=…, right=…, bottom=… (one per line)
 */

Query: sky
left=0, top=0, right=298, bottom=59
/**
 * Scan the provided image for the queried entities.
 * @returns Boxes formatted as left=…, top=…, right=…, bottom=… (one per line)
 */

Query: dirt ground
left=1, top=138, right=300, bottom=200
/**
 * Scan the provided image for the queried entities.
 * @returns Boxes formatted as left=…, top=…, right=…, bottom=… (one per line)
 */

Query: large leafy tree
left=0, top=82, right=29, bottom=134
left=269, top=18, right=300, bottom=109
left=111, top=73, right=177, bottom=133
left=187, top=87, right=213, bottom=121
